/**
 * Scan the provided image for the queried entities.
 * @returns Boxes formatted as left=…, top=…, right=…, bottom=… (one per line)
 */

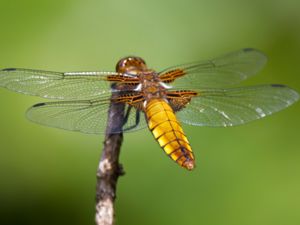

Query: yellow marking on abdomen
left=145, top=99, right=195, bottom=170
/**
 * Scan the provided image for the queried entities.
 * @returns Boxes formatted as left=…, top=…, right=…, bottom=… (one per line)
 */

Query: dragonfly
left=0, top=48, right=299, bottom=170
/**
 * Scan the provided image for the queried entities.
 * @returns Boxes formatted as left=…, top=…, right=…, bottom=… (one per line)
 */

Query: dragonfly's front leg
left=111, top=93, right=145, bottom=132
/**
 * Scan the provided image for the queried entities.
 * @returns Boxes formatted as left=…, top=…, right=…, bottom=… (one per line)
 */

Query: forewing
left=159, top=48, right=267, bottom=88
left=26, top=99, right=147, bottom=134
left=0, top=68, right=121, bottom=100
left=177, top=85, right=299, bottom=127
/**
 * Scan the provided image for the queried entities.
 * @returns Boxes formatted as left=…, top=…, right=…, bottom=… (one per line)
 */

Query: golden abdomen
left=145, top=99, right=195, bottom=170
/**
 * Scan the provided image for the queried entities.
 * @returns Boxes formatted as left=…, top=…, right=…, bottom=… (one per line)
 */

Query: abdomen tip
left=183, top=160, right=195, bottom=170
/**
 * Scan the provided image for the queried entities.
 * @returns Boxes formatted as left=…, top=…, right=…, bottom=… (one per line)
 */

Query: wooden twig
left=95, top=91, right=125, bottom=225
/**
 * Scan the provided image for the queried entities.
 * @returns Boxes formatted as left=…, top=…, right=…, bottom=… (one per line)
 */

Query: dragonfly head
left=116, top=56, right=147, bottom=74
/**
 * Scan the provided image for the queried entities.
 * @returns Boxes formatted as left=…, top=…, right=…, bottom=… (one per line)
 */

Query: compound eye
left=116, top=56, right=147, bottom=73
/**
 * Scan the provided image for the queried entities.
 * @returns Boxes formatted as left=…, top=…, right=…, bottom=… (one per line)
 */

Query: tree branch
left=95, top=91, right=125, bottom=225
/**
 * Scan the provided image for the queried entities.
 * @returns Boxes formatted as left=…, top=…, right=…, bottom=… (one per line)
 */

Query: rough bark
left=95, top=92, right=125, bottom=225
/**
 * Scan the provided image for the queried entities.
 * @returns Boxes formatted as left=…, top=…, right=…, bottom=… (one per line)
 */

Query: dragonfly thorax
left=139, top=71, right=167, bottom=101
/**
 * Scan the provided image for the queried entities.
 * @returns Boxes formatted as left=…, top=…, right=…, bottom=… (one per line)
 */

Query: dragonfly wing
left=159, top=48, right=267, bottom=88
left=177, top=85, right=299, bottom=127
left=0, top=69, right=121, bottom=100
left=26, top=99, right=147, bottom=134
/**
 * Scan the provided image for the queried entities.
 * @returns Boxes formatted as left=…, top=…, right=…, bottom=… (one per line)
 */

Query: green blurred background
left=0, top=0, right=299, bottom=225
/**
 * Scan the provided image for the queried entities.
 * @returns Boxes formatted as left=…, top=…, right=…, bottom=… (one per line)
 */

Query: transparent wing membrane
left=26, top=99, right=147, bottom=134
left=0, top=69, right=120, bottom=100
left=177, top=85, right=299, bottom=127
left=159, top=48, right=267, bottom=88
left=1, top=50, right=298, bottom=134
